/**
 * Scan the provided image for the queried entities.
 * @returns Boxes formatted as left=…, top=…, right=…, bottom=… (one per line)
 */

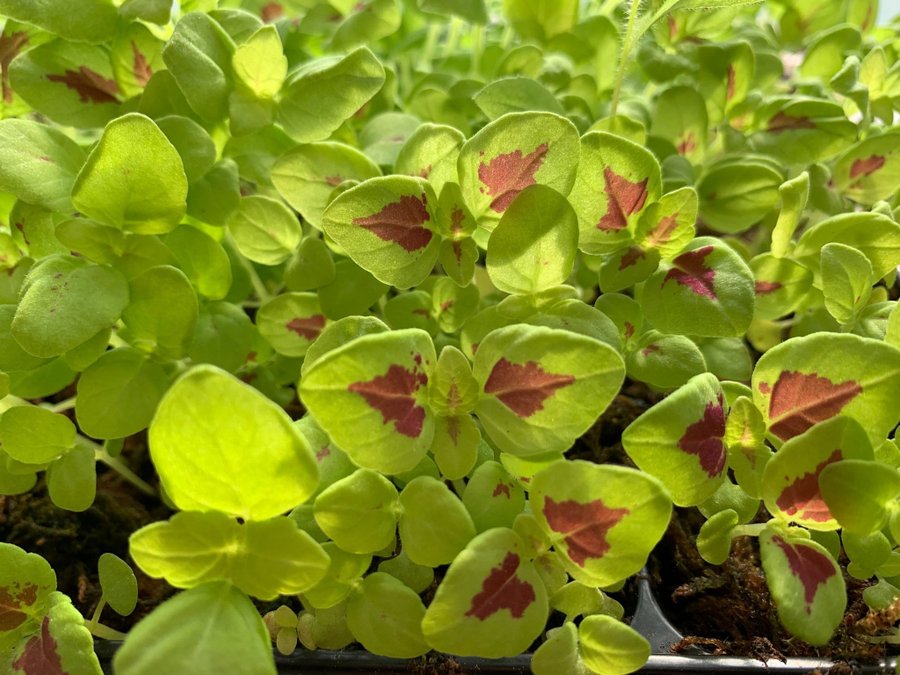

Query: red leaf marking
left=0, top=583, right=37, bottom=631
left=624, top=321, right=635, bottom=340
left=446, top=416, right=460, bottom=444
left=726, top=64, right=737, bottom=101
left=260, top=2, right=284, bottom=21
left=755, top=280, right=782, bottom=295
left=315, top=445, right=330, bottom=461
left=598, top=166, right=649, bottom=231
left=352, top=193, right=433, bottom=252
left=439, top=299, right=454, bottom=313
left=543, top=497, right=630, bottom=566
left=767, top=112, right=815, bottom=134
left=417, top=164, right=433, bottom=179
left=483, top=358, right=575, bottom=418
left=477, top=143, right=549, bottom=213
left=348, top=364, right=428, bottom=438
left=131, top=41, right=153, bottom=87
left=464, top=552, right=535, bottom=620
left=850, top=155, right=886, bottom=179
left=451, top=240, right=463, bottom=265
left=618, top=246, right=646, bottom=271
left=759, top=381, right=771, bottom=395
left=0, top=32, right=29, bottom=104
left=645, top=213, right=679, bottom=248
left=47, top=67, right=120, bottom=104
left=286, top=314, right=326, bottom=341
left=677, top=133, right=696, bottom=156
left=325, top=175, right=343, bottom=187
left=776, top=449, right=842, bottom=522
left=677, top=396, right=727, bottom=477
left=492, top=483, right=511, bottom=498
left=641, top=344, right=660, bottom=357
left=768, top=371, right=862, bottom=441
left=13, top=616, right=64, bottom=675
left=772, top=536, right=836, bottom=611
left=663, top=245, right=717, bottom=299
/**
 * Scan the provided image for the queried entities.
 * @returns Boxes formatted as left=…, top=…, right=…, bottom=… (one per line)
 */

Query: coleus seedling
left=0, top=0, right=898, bottom=672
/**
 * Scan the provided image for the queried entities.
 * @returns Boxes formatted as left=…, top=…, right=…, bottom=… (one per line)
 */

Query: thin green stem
left=609, top=0, right=644, bottom=124
left=732, top=523, right=767, bottom=538
left=93, top=445, right=156, bottom=498
left=45, top=397, right=76, bottom=413
left=421, top=22, right=441, bottom=69
left=87, top=598, right=106, bottom=633
left=469, top=24, right=484, bottom=76
left=442, top=16, right=463, bottom=60
left=227, top=234, right=272, bottom=303
left=90, top=622, right=128, bottom=641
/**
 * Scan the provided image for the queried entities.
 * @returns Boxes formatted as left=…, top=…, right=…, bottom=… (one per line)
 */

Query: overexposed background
left=881, top=0, right=900, bottom=23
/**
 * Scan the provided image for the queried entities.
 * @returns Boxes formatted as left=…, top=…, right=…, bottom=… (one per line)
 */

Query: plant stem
left=45, top=397, right=76, bottom=413
left=93, top=445, right=157, bottom=498
left=732, top=523, right=767, bottom=538
left=442, top=16, right=463, bottom=60
left=90, top=623, right=128, bottom=641
left=469, top=24, right=484, bottom=76
left=228, top=235, right=272, bottom=303
left=610, top=0, right=644, bottom=124
left=421, top=22, right=441, bottom=70
left=87, top=598, right=106, bottom=633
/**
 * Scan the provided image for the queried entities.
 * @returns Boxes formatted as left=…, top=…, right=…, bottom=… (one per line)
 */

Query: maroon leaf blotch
left=677, top=396, right=727, bottom=477
left=477, top=143, right=549, bottom=213
left=645, top=213, right=679, bottom=248
left=598, top=166, right=649, bottom=231
left=260, top=2, right=284, bottom=21
left=285, top=315, right=326, bottom=341
left=663, top=245, right=717, bottom=299
left=776, top=449, right=842, bottom=522
left=726, top=64, right=736, bottom=101
left=755, top=280, right=782, bottom=295
left=352, top=193, right=433, bottom=252
left=543, top=497, right=630, bottom=566
left=618, top=246, right=646, bottom=271
left=850, top=156, right=886, bottom=180
left=0, top=583, right=37, bottom=631
left=47, top=67, right=120, bottom=104
left=483, top=358, right=575, bottom=418
left=492, top=483, right=511, bottom=498
left=767, top=112, right=815, bottom=133
left=772, top=536, right=836, bottom=610
left=348, top=364, right=427, bottom=438
left=12, top=617, right=64, bottom=675
left=0, top=32, right=29, bottom=104
left=768, top=371, right=862, bottom=441
left=464, top=552, right=535, bottom=620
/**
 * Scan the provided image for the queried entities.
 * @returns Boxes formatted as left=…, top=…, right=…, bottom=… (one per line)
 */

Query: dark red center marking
left=726, top=64, right=737, bottom=101
left=12, top=617, right=64, bottom=675
left=47, top=66, right=120, bottom=104
left=464, top=552, right=535, bottom=620
left=260, top=2, right=284, bottom=21
left=131, top=41, right=153, bottom=87
left=483, top=358, right=575, bottom=418
left=663, top=245, right=717, bottom=299
left=0, top=583, right=37, bottom=631
left=618, top=246, right=646, bottom=271
left=677, top=396, right=727, bottom=477
left=348, top=363, right=427, bottom=438
left=598, top=166, right=649, bottom=232
left=477, top=143, right=549, bottom=213
left=315, top=445, right=330, bottom=462
left=850, top=155, right=886, bottom=180
left=767, top=112, right=815, bottom=134
left=755, top=280, right=782, bottom=295
left=492, top=483, right=512, bottom=498
left=646, top=213, right=679, bottom=247
left=677, top=133, right=696, bottom=156
left=352, top=193, right=433, bottom=252
left=543, top=497, right=630, bottom=566
left=768, top=371, right=862, bottom=441
left=772, top=536, right=836, bottom=611
left=641, top=344, right=660, bottom=357
left=624, top=322, right=635, bottom=340
left=286, top=314, right=326, bottom=341
left=325, top=175, right=343, bottom=187
left=0, top=31, right=29, bottom=104
left=776, top=449, right=842, bottom=522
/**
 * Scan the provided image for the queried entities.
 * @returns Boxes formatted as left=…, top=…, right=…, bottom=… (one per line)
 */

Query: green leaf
left=473, top=324, right=625, bottom=456
left=75, top=347, right=169, bottom=440
left=272, top=142, right=381, bottom=231
left=331, top=0, right=402, bottom=51
left=186, top=159, right=241, bottom=226
left=474, top=77, right=565, bottom=120
left=232, top=26, right=285, bottom=100
left=0, top=0, right=119, bottom=43
left=571, top=132, right=661, bottom=255
left=122, top=265, right=198, bottom=358
left=303, top=543, right=371, bottom=609
left=0, top=542, right=56, bottom=652
left=462, top=461, right=526, bottom=532
left=418, top=0, right=487, bottom=23
left=770, top=172, right=810, bottom=258
left=155, top=116, right=216, bottom=186
left=651, top=85, right=708, bottom=162
left=284, top=238, right=336, bottom=292
left=0, top=405, right=74, bottom=465
left=227, top=196, right=302, bottom=266
left=793, top=212, right=900, bottom=281
left=580, top=614, right=651, bottom=675
left=532, top=623, right=581, bottom=675
left=751, top=333, right=900, bottom=446
left=750, top=98, right=857, bottom=165
left=278, top=47, right=385, bottom=143
left=47, top=444, right=95, bottom=512
left=502, top=0, right=578, bottom=41
left=322, top=176, right=439, bottom=288
left=0, top=119, right=85, bottom=214
left=820, top=460, right=900, bottom=535
left=635, top=186, right=697, bottom=260
left=422, top=528, right=548, bottom=658
left=458, top=111, right=580, bottom=236
left=299, top=329, right=436, bottom=474
left=832, top=132, right=900, bottom=206
left=750, top=253, right=813, bottom=321
left=622, top=373, right=727, bottom=506
left=697, top=508, right=739, bottom=565
left=163, top=226, right=233, bottom=301
left=318, top=258, right=389, bottom=319
left=161, top=12, right=235, bottom=123
left=399, top=476, right=476, bottom=566
left=625, top=331, right=706, bottom=390
left=759, top=526, right=845, bottom=645
left=149, top=365, right=319, bottom=520
left=113, top=582, right=276, bottom=675
left=256, top=292, right=326, bottom=358
left=394, top=124, right=464, bottom=195
left=640, top=237, right=755, bottom=337
left=110, top=22, right=163, bottom=99
left=486, top=185, right=578, bottom=295
left=821, top=243, right=874, bottom=324
left=313, top=469, right=400, bottom=554
left=346, top=573, right=429, bottom=658
left=12, top=257, right=129, bottom=358
left=130, top=512, right=329, bottom=600
left=697, top=159, right=782, bottom=234
left=119, top=0, right=173, bottom=24
left=724, top=396, right=770, bottom=499
left=531, top=460, right=671, bottom=586
left=72, top=113, right=187, bottom=235
left=98, top=553, right=137, bottom=617
left=189, top=301, right=254, bottom=372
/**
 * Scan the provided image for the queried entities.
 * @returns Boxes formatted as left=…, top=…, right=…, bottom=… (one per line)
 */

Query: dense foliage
left=1, top=0, right=900, bottom=673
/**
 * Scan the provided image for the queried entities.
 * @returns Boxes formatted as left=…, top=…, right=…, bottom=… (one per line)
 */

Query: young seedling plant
left=0, top=0, right=899, bottom=673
